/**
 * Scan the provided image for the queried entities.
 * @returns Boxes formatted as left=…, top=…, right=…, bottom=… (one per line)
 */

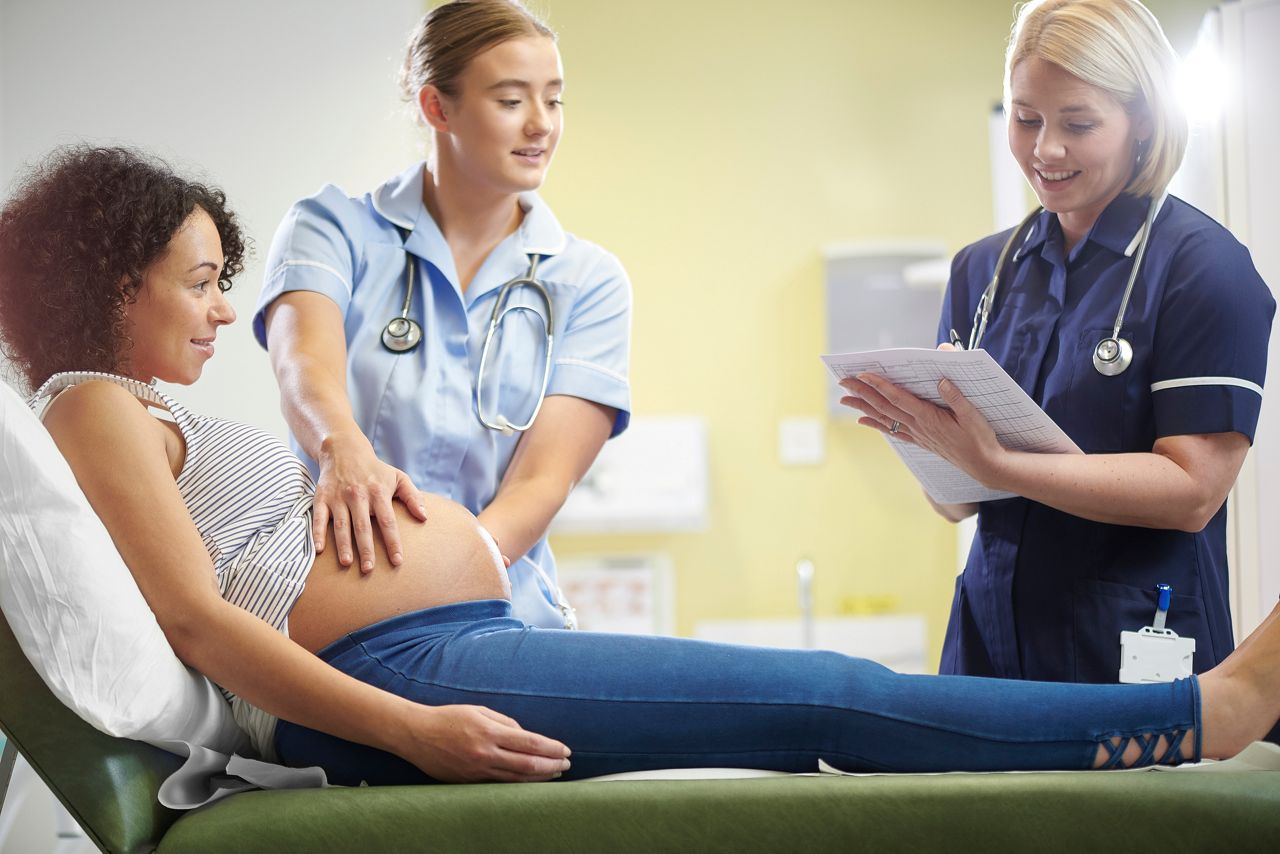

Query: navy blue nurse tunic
left=937, top=193, right=1275, bottom=683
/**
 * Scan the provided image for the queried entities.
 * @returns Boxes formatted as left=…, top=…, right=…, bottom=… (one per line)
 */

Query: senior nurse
left=842, top=0, right=1274, bottom=683
left=254, top=0, right=630, bottom=629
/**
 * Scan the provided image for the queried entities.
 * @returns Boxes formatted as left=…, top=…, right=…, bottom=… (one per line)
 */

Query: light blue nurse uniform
left=253, top=162, right=632, bottom=628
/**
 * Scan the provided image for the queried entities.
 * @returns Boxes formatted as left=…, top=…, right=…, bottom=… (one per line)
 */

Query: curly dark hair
left=0, top=146, right=246, bottom=392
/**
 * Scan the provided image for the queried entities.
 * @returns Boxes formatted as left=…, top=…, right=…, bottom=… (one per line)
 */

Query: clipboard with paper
left=822, top=347, right=1082, bottom=504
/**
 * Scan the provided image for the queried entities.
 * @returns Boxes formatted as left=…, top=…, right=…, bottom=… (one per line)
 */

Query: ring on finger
left=889, top=420, right=901, bottom=434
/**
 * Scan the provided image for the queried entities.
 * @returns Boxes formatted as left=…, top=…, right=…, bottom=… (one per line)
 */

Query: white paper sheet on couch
left=155, top=740, right=332, bottom=809
left=816, top=740, right=1280, bottom=776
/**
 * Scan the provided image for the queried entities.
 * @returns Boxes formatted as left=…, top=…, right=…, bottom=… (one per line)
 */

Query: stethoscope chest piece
left=1092, top=336, right=1133, bottom=376
left=382, top=316, right=423, bottom=353
left=382, top=246, right=424, bottom=353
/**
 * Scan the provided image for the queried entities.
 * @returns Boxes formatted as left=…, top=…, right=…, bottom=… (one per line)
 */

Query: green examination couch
left=3, top=615, right=1280, bottom=854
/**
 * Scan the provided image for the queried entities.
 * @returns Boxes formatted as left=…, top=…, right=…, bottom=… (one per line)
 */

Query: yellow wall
left=530, top=0, right=1213, bottom=663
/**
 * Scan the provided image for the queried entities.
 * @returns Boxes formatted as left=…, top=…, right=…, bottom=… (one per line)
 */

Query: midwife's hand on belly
left=399, top=703, right=572, bottom=783
left=289, top=497, right=512, bottom=655
left=314, top=431, right=427, bottom=574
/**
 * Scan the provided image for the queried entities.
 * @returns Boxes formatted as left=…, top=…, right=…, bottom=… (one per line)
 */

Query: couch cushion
left=157, top=770, right=1280, bottom=854
left=0, top=610, right=183, bottom=854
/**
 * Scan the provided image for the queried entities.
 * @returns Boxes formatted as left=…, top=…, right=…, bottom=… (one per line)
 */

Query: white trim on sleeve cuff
left=266, top=259, right=354, bottom=299
left=1150, top=376, right=1263, bottom=396
left=554, top=357, right=628, bottom=386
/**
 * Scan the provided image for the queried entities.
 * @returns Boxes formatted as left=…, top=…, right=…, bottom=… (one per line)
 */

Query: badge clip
left=1118, top=583, right=1195, bottom=684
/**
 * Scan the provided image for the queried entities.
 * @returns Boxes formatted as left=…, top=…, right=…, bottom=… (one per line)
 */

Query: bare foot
left=1199, top=603, right=1280, bottom=760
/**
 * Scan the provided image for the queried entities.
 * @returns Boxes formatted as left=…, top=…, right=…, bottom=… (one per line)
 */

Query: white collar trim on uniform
left=370, top=162, right=567, bottom=257
left=1123, top=192, right=1169, bottom=258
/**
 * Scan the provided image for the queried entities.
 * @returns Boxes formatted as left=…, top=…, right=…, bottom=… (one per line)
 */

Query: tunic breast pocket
left=1058, top=327, right=1128, bottom=452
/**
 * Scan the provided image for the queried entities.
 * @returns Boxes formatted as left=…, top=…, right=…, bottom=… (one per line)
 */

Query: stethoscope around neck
left=966, top=193, right=1164, bottom=377
left=381, top=250, right=556, bottom=435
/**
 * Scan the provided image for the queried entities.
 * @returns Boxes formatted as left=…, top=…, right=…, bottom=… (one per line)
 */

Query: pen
left=948, top=329, right=966, bottom=350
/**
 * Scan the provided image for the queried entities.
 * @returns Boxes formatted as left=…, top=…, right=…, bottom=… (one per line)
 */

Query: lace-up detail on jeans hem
left=1097, top=728, right=1192, bottom=769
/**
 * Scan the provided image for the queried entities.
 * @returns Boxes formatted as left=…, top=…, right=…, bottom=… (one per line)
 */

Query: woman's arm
left=264, top=291, right=426, bottom=573
left=924, top=491, right=979, bottom=523
left=44, top=381, right=569, bottom=782
left=842, top=373, right=1248, bottom=532
left=476, top=394, right=615, bottom=564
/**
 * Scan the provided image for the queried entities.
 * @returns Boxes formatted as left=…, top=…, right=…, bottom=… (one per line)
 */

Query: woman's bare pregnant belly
left=287, top=494, right=510, bottom=654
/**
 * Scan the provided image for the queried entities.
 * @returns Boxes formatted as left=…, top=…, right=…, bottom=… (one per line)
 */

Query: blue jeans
left=275, top=600, right=1200, bottom=785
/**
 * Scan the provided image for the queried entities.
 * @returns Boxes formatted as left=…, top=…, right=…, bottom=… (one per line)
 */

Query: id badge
left=1118, top=583, right=1195, bottom=684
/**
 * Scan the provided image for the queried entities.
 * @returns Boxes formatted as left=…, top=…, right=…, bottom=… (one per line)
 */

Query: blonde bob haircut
left=1004, top=0, right=1187, bottom=198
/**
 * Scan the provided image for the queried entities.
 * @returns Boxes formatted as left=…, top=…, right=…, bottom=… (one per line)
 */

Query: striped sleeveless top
left=30, top=371, right=315, bottom=758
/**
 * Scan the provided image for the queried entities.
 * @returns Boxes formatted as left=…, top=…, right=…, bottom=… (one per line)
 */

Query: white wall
left=1237, top=0, right=1280, bottom=615
left=0, top=4, right=423, bottom=849
left=0, top=0, right=423, bottom=433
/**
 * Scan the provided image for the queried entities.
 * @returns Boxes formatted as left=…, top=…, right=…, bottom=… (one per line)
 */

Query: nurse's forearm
left=265, top=292, right=430, bottom=570
left=275, top=352, right=369, bottom=462
left=265, top=292, right=366, bottom=461
left=477, top=395, right=616, bottom=562
left=984, top=433, right=1249, bottom=531
left=477, top=479, right=566, bottom=564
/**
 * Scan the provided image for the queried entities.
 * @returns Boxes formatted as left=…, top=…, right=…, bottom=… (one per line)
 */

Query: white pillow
left=0, top=379, right=245, bottom=754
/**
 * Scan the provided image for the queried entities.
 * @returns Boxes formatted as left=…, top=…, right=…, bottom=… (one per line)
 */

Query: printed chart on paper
left=822, top=347, right=1081, bottom=503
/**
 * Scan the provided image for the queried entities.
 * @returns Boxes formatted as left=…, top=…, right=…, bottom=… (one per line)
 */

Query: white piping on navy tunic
left=1150, top=376, right=1264, bottom=396
left=31, top=371, right=316, bottom=758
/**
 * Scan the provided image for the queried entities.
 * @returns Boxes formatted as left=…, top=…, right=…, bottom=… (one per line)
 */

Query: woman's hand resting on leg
left=397, top=703, right=571, bottom=783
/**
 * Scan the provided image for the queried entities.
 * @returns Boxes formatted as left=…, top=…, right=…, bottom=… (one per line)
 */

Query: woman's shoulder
left=1159, top=196, right=1271, bottom=288
left=1159, top=196, right=1250, bottom=253
left=40, top=376, right=184, bottom=483
left=947, top=224, right=1024, bottom=293
left=41, top=377, right=161, bottom=444
left=1153, top=197, right=1275, bottom=325
left=557, top=230, right=626, bottom=276
left=265, top=177, right=405, bottom=281
left=958, top=223, right=1025, bottom=262
left=522, top=224, right=631, bottom=303
left=281, top=181, right=381, bottom=234
left=521, top=191, right=628, bottom=286
left=278, top=161, right=427, bottom=237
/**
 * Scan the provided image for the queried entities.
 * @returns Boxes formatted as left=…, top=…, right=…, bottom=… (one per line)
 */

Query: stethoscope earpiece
left=1092, top=336, right=1133, bottom=376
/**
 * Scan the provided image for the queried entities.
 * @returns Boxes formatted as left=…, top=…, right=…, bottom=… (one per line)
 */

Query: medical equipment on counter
left=1119, top=583, right=1196, bottom=684
left=955, top=195, right=1165, bottom=377
left=382, top=251, right=556, bottom=435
